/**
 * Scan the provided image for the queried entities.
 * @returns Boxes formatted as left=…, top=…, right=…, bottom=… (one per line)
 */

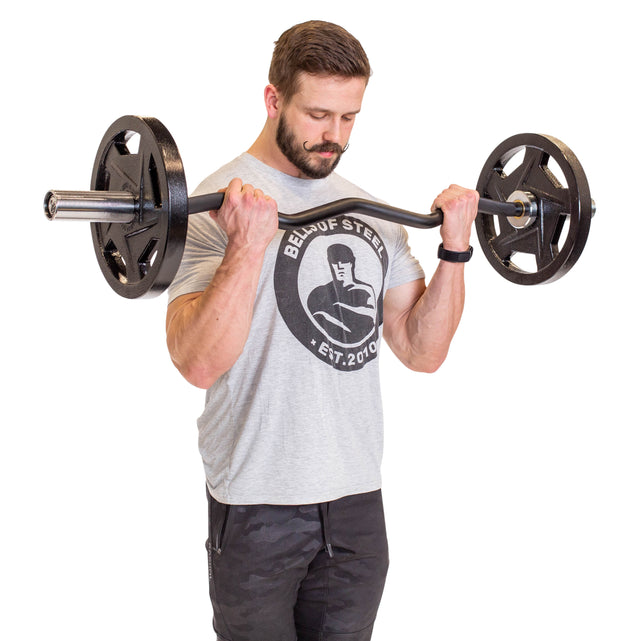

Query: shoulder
left=192, top=154, right=255, bottom=196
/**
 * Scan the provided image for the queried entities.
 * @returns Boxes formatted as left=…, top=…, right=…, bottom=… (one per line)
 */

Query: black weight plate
left=475, top=133, right=592, bottom=285
left=90, top=116, right=188, bottom=298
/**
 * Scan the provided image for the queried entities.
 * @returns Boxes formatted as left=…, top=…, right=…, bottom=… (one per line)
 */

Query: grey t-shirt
left=168, top=153, right=425, bottom=505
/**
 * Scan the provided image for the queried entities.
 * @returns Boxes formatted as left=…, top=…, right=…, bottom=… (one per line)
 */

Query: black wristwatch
left=437, top=243, right=473, bottom=263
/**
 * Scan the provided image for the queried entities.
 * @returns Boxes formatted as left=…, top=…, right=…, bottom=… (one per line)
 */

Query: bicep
left=166, top=292, right=203, bottom=335
left=382, top=278, right=426, bottom=352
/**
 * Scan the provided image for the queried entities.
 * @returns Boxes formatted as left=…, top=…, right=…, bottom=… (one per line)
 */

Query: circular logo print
left=274, top=215, right=389, bottom=371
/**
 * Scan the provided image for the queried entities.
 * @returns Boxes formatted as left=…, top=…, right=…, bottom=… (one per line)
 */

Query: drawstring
left=319, top=502, right=334, bottom=558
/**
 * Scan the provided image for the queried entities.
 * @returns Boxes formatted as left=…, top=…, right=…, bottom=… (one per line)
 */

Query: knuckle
left=225, top=191, right=241, bottom=208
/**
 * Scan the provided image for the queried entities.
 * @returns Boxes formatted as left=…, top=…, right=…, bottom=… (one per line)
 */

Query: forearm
left=394, top=261, right=466, bottom=373
left=166, top=243, right=266, bottom=388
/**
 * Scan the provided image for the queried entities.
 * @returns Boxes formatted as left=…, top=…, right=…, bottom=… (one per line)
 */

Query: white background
left=2, top=1, right=638, bottom=639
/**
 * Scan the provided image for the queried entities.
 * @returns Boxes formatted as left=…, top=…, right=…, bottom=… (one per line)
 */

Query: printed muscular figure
left=307, top=243, right=377, bottom=344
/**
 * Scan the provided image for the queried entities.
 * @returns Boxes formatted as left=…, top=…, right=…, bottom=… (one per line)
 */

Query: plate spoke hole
left=556, top=216, right=570, bottom=249
left=502, top=148, right=525, bottom=176
left=509, top=251, right=538, bottom=274
left=138, top=238, right=160, bottom=278
left=103, top=239, right=128, bottom=283
left=124, top=131, right=141, bottom=155
left=546, top=156, right=568, bottom=189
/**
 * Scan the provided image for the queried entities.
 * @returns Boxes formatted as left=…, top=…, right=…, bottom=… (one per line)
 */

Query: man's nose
left=322, top=117, right=341, bottom=143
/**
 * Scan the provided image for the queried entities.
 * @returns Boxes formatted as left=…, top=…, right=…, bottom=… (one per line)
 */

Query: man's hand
left=210, top=177, right=279, bottom=253
left=431, top=184, right=479, bottom=252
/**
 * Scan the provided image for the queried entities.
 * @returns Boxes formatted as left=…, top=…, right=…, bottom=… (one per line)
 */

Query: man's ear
left=264, top=84, right=281, bottom=119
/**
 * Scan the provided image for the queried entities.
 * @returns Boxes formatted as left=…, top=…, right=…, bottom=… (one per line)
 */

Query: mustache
left=303, top=141, right=350, bottom=154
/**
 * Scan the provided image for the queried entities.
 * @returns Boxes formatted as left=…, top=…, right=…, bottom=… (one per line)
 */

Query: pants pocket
left=206, top=489, right=231, bottom=557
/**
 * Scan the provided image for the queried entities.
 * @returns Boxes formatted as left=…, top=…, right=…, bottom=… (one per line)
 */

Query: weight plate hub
left=475, top=133, right=591, bottom=285
left=90, top=115, right=189, bottom=298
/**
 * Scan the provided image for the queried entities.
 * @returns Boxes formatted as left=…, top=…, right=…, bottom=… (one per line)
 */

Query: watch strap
left=437, top=243, right=473, bottom=263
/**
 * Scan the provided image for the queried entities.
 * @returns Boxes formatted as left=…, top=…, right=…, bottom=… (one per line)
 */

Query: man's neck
left=247, top=123, right=311, bottom=179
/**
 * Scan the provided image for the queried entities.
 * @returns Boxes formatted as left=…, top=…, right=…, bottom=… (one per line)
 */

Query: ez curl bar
left=44, top=115, right=594, bottom=298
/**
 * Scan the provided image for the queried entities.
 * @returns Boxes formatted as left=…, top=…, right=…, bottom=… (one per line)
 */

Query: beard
left=276, top=113, right=345, bottom=179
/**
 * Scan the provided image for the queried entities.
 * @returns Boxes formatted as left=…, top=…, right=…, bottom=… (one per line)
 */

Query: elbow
left=188, top=374, right=219, bottom=390
left=403, top=349, right=449, bottom=374
left=166, top=330, right=237, bottom=390
left=176, top=360, right=224, bottom=389
left=181, top=365, right=214, bottom=389
left=407, top=358, right=445, bottom=375
left=166, top=343, right=220, bottom=389
left=168, top=343, right=239, bottom=390
left=387, top=335, right=449, bottom=374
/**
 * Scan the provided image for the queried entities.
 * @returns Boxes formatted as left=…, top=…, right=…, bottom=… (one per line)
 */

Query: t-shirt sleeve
left=387, top=224, right=425, bottom=289
left=167, top=210, right=228, bottom=303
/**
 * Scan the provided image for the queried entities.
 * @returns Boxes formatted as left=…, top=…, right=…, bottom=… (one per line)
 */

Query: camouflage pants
left=206, top=489, right=389, bottom=641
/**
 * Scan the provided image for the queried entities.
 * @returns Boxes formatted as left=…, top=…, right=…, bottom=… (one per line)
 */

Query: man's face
left=331, top=260, right=355, bottom=283
left=275, top=73, right=367, bottom=179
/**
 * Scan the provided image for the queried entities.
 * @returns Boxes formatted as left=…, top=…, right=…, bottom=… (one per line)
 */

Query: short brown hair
left=269, top=21, right=372, bottom=104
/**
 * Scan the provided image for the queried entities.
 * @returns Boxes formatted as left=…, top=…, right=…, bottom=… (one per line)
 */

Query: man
left=165, top=20, right=478, bottom=641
